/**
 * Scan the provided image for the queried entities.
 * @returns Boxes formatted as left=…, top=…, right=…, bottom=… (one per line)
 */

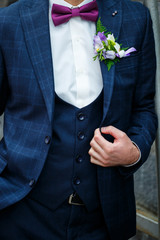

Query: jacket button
left=76, top=155, right=83, bottom=163
left=73, top=177, right=81, bottom=185
left=45, top=136, right=51, bottom=144
left=78, top=132, right=85, bottom=140
left=29, top=179, right=36, bottom=187
left=78, top=113, right=85, bottom=121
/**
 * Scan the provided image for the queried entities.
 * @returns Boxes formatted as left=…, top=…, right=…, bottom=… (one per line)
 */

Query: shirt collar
left=49, top=0, right=94, bottom=9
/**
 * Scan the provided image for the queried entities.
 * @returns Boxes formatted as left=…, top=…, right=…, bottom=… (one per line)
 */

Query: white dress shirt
left=49, top=0, right=103, bottom=108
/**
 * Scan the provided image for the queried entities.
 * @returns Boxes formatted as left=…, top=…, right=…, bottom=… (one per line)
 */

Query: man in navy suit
left=0, top=0, right=157, bottom=239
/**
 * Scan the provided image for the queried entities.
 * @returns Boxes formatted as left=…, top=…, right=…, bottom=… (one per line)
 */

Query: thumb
left=101, top=126, right=125, bottom=140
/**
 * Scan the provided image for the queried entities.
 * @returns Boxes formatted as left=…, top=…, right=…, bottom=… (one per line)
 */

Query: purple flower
left=93, top=35, right=103, bottom=53
left=93, top=32, right=108, bottom=54
left=97, top=31, right=107, bottom=41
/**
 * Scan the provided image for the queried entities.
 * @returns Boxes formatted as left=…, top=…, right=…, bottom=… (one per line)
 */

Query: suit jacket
left=0, top=0, right=157, bottom=239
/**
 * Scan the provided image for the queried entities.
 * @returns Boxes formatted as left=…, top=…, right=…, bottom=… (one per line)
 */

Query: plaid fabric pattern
left=0, top=0, right=157, bottom=239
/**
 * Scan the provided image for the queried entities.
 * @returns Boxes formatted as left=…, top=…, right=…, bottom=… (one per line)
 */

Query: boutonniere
left=93, top=18, right=136, bottom=71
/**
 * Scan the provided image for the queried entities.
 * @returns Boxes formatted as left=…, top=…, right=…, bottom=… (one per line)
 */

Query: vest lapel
left=19, top=0, right=54, bottom=123
left=96, top=0, right=123, bottom=124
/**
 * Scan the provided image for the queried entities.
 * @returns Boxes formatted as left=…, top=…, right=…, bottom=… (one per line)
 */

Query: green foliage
left=96, top=18, right=109, bottom=36
left=105, top=58, right=120, bottom=71
left=106, top=60, right=114, bottom=71
left=107, top=40, right=116, bottom=51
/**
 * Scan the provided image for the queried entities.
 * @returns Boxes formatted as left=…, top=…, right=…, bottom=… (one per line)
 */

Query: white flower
left=114, top=43, right=125, bottom=58
left=114, top=42, right=121, bottom=52
left=118, top=50, right=126, bottom=58
left=107, top=34, right=115, bottom=43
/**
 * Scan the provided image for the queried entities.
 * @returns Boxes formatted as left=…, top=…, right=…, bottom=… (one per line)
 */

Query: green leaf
left=114, top=58, right=120, bottom=64
left=96, top=18, right=108, bottom=34
left=93, top=55, right=98, bottom=61
left=108, top=40, right=116, bottom=51
left=106, top=60, right=114, bottom=71
left=102, top=41, right=107, bottom=49
left=122, top=47, right=128, bottom=51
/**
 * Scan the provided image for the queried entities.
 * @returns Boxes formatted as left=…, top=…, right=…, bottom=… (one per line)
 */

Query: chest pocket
left=116, top=51, right=141, bottom=71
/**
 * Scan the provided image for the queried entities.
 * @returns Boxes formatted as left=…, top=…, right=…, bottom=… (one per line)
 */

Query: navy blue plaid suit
left=0, top=0, right=157, bottom=239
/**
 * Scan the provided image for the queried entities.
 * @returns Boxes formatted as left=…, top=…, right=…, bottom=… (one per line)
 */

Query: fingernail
left=101, top=127, right=106, bottom=132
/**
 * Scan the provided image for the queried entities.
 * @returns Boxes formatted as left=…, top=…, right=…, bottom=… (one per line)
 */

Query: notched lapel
left=19, top=0, right=54, bottom=123
left=96, top=0, right=123, bottom=124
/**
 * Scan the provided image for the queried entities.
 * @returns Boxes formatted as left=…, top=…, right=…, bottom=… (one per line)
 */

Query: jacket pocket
left=116, top=51, right=141, bottom=70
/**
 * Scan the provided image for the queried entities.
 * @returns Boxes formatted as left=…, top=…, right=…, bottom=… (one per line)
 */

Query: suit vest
left=28, top=92, right=103, bottom=212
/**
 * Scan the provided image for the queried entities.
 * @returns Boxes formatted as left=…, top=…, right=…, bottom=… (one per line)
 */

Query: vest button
left=29, top=179, right=36, bottom=188
left=78, top=113, right=85, bottom=121
left=78, top=132, right=85, bottom=140
left=76, top=155, right=83, bottom=163
left=45, top=136, right=51, bottom=144
left=73, top=177, right=81, bottom=185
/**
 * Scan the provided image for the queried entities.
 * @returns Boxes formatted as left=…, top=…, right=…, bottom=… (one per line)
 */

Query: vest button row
left=73, top=177, right=81, bottom=185
left=76, top=155, right=83, bottom=163
left=45, top=136, right=51, bottom=144
left=78, top=132, right=85, bottom=140
left=78, top=112, right=85, bottom=121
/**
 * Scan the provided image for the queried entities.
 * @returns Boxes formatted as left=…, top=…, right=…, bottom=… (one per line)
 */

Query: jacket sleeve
left=118, top=7, right=158, bottom=178
left=0, top=45, right=8, bottom=116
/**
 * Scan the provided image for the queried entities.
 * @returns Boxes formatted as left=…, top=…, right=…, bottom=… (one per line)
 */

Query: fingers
left=90, top=137, right=104, bottom=155
left=89, top=147, right=106, bottom=163
left=90, top=156, right=107, bottom=167
left=89, top=128, right=113, bottom=167
left=93, top=128, right=113, bottom=151
left=101, top=126, right=126, bottom=140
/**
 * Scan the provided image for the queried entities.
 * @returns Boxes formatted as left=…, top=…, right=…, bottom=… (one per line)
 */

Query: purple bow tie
left=52, top=0, right=99, bottom=27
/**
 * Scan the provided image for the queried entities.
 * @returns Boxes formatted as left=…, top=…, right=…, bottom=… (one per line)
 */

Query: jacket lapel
left=96, top=0, right=123, bottom=124
left=19, top=0, right=54, bottom=123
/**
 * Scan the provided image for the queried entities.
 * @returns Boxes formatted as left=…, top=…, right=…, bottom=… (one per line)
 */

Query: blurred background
left=0, top=0, right=16, bottom=7
left=0, top=0, right=160, bottom=239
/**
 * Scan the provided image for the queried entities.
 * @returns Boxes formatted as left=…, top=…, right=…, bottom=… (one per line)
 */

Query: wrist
left=123, top=141, right=141, bottom=167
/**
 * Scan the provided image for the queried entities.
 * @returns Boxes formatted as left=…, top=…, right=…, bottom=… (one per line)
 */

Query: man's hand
left=88, top=126, right=140, bottom=167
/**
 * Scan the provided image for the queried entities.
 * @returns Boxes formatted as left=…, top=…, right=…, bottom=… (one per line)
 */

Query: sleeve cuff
left=122, top=141, right=141, bottom=167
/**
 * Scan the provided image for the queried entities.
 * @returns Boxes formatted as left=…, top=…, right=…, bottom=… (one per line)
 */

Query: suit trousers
left=0, top=195, right=110, bottom=240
